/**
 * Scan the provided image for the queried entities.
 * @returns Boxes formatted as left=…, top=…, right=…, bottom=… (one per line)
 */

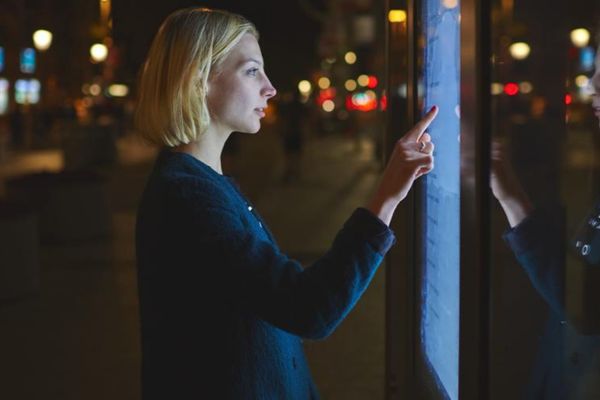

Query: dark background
left=111, top=0, right=327, bottom=92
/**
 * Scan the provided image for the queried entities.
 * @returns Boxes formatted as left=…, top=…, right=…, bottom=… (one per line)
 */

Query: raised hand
left=490, top=139, right=533, bottom=227
left=366, top=106, right=438, bottom=225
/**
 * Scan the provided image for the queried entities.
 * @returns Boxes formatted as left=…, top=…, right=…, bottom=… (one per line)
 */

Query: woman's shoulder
left=151, top=150, right=237, bottom=207
left=165, top=174, right=234, bottom=208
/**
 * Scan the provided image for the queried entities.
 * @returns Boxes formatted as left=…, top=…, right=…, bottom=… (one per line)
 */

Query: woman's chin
left=238, top=125, right=261, bottom=134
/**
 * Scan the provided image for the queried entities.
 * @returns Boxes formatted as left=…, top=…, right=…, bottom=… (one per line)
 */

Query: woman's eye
left=247, top=68, right=259, bottom=76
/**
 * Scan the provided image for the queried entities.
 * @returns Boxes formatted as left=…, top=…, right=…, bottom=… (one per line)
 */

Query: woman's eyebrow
left=240, top=58, right=263, bottom=67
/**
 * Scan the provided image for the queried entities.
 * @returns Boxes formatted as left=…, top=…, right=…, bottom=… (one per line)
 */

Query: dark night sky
left=112, top=0, right=327, bottom=92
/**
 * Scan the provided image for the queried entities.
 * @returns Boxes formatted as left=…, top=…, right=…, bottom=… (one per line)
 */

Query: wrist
left=499, top=195, right=534, bottom=228
left=366, top=192, right=398, bottom=226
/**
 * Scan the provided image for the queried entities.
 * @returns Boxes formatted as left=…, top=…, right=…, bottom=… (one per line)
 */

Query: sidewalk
left=0, top=130, right=388, bottom=400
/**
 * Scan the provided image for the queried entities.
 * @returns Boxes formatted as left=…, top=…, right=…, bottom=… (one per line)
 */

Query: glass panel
left=489, top=1, right=600, bottom=398
left=417, top=0, right=461, bottom=399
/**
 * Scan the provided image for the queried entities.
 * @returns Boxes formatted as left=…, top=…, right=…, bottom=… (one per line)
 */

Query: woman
left=491, top=39, right=600, bottom=399
left=135, top=7, right=437, bottom=399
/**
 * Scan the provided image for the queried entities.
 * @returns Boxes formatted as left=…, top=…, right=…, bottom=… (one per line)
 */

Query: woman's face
left=592, top=49, right=600, bottom=126
left=206, top=33, right=276, bottom=135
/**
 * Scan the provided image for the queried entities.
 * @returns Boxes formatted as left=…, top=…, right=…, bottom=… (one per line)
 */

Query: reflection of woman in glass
left=491, top=38, right=600, bottom=399
left=134, top=8, right=437, bottom=399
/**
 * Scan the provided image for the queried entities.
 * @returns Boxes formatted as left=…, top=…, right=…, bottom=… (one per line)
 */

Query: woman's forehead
left=213, top=34, right=263, bottom=75
left=230, top=34, right=262, bottom=63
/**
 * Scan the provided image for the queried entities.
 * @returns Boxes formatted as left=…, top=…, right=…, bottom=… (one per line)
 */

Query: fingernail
left=430, top=105, right=438, bottom=112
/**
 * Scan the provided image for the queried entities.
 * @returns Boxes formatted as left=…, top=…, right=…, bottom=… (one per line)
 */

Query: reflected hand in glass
left=490, top=139, right=534, bottom=227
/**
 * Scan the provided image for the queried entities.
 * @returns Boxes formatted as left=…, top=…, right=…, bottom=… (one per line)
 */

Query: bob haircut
left=135, top=8, right=258, bottom=147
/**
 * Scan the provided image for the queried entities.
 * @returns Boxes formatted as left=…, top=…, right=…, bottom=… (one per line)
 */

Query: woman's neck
left=172, top=130, right=231, bottom=175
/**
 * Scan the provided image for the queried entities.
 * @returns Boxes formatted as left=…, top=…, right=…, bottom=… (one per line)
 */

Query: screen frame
left=384, top=0, right=492, bottom=398
left=457, top=0, right=492, bottom=398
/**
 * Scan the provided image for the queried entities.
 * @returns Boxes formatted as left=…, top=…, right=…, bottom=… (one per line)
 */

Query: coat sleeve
left=502, top=204, right=600, bottom=333
left=167, top=176, right=396, bottom=340
left=503, top=206, right=567, bottom=319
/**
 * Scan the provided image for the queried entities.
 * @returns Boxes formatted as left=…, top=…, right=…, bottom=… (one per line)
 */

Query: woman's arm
left=159, top=109, right=439, bottom=340
left=170, top=192, right=393, bottom=340
left=490, top=140, right=571, bottom=322
left=491, top=140, right=600, bottom=333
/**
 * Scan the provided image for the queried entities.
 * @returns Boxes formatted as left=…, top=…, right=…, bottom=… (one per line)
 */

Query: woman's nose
left=262, top=79, right=277, bottom=99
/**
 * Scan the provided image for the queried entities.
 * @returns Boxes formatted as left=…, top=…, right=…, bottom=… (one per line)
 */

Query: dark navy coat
left=504, top=206, right=600, bottom=399
left=136, top=149, right=395, bottom=399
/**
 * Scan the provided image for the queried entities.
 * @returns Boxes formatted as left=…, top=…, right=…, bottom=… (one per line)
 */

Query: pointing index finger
left=408, top=105, right=438, bottom=142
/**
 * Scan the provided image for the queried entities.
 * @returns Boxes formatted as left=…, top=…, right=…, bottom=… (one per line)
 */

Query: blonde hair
left=135, top=8, right=258, bottom=147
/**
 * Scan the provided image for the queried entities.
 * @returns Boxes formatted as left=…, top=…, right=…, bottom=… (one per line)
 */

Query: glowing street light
left=89, top=83, right=102, bottom=96
left=575, top=75, right=589, bottom=89
left=491, top=83, right=504, bottom=95
left=388, top=10, right=407, bottom=23
left=108, top=84, right=129, bottom=97
left=344, top=51, right=357, bottom=65
left=322, top=99, right=335, bottom=112
left=298, top=80, right=312, bottom=95
left=357, top=74, right=370, bottom=87
left=90, top=43, right=108, bottom=63
left=570, top=28, right=590, bottom=48
left=33, top=30, right=53, bottom=51
left=509, top=42, right=531, bottom=60
left=318, top=77, right=331, bottom=90
left=519, top=81, right=534, bottom=94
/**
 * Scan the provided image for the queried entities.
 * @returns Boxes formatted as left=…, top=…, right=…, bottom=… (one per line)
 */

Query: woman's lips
left=255, top=108, right=265, bottom=118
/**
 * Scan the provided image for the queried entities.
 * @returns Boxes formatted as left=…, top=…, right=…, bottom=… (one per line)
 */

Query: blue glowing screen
left=420, top=0, right=461, bottom=399
left=20, top=48, right=36, bottom=74
left=581, top=46, right=596, bottom=72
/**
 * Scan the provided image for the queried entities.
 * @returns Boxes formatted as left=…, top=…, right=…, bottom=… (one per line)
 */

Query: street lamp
left=570, top=28, right=590, bottom=48
left=90, top=43, right=108, bottom=63
left=509, top=42, right=531, bottom=60
left=108, top=84, right=129, bottom=97
left=344, top=51, right=357, bottom=65
left=388, top=10, right=407, bottom=23
left=33, top=30, right=53, bottom=52
left=357, top=74, right=370, bottom=87
left=345, top=79, right=357, bottom=91
left=298, top=80, right=312, bottom=95
left=318, top=77, right=331, bottom=89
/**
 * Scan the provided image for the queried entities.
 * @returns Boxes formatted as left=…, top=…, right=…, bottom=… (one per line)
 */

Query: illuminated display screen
left=15, top=79, right=40, bottom=105
left=419, top=0, right=461, bottom=399
left=20, top=48, right=36, bottom=74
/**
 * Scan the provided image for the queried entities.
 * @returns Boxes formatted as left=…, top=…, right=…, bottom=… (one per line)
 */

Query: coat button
left=292, top=357, right=297, bottom=369
left=258, top=222, right=263, bottom=228
left=582, top=244, right=591, bottom=256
